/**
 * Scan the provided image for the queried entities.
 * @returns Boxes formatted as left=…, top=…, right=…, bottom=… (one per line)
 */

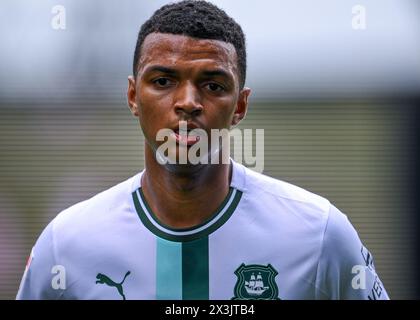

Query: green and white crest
left=232, top=263, right=280, bottom=300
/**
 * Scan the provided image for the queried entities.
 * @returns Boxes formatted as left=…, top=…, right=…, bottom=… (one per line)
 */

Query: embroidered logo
left=232, top=264, right=280, bottom=300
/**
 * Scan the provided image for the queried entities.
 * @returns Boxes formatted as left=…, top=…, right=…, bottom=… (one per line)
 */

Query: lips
left=171, top=121, right=202, bottom=146
left=173, top=131, right=200, bottom=146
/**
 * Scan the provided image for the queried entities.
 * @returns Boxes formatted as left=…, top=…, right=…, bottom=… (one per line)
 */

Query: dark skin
left=127, top=33, right=251, bottom=228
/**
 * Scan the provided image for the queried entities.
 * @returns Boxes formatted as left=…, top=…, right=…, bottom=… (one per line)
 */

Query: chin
left=163, top=162, right=207, bottom=176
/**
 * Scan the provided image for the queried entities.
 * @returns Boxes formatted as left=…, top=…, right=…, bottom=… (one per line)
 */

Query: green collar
left=132, top=186, right=242, bottom=242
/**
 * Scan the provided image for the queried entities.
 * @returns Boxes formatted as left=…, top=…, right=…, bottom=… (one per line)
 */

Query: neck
left=141, top=147, right=232, bottom=228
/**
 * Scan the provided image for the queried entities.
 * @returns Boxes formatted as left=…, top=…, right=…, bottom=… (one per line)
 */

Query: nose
left=173, top=82, right=203, bottom=117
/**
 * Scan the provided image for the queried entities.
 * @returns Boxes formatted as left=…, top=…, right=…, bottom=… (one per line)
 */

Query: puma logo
left=95, top=271, right=131, bottom=300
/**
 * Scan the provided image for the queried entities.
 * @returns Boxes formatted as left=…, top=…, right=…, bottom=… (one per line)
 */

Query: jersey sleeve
left=315, top=204, right=390, bottom=300
left=16, top=221, right=64, bottom=300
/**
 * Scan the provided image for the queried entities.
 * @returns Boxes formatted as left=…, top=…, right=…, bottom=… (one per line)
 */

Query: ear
left=127, top=75, right=139, bottom=117
left=231, top=87, right=251, bottom=127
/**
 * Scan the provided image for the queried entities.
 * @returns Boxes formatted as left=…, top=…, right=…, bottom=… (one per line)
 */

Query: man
left=17, top=0, right=389, bottom=300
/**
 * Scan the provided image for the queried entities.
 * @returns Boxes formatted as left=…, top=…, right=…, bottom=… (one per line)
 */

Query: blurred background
left=1, top=0, right=419, bottom=299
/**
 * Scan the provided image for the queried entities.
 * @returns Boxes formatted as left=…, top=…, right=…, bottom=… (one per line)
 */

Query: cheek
left=138, top=92, right=170, bottom=140
left=139, top=85, right=173, bottom=110
left=208, top=98, right=237, bottom=126
left=138, top=88, right=172, bottom=124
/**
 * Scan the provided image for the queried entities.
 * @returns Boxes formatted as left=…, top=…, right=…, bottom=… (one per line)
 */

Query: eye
left=153, top=77, right=172, bottom=87
left=205, top=82, right=224, bottom=92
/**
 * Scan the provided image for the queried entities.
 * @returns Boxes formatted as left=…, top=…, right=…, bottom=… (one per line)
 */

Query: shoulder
left=247, top=166, right=330, bottom=208
left=233, top=161, right=332, bottom=225
left=240, top=165, right=361, bottom=250
left=50, top=172, right=141, bottom=237
left=16, top=173, right=142, bottom=299
left=242, top=166, right=361, bottom=252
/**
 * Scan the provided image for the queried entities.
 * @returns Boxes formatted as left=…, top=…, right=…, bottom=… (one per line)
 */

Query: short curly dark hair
left=133, top=0, right=247, bottom=88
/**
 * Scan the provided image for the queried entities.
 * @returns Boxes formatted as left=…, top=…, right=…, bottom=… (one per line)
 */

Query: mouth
left=171, top=121, right=202, bottom=146
left=173, top=129, right=201, bottom=146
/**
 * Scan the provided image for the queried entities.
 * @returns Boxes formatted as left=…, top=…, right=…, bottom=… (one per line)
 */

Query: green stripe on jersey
left=132, top=184, right=243, bottom=299
left=156, top=238, right=182, bottom=299
left=182, top=237, right=209, bottom=300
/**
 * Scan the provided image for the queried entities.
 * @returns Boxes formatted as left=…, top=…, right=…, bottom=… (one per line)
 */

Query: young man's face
left=127, top=32, right=250, bottom=167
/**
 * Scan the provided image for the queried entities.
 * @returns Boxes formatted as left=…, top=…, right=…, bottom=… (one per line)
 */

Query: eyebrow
left=143, top=65, right=178, bottom=75
left=143, top=65, right=231, bottom=79
left=201, top=69, right=231, bottom=79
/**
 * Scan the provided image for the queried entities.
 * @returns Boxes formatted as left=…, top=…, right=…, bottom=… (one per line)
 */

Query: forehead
left=138, top=33, right=238, bottom=74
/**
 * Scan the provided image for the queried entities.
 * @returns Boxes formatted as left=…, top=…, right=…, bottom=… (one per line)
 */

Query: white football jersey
left=16, top=160, right=389, bottom=300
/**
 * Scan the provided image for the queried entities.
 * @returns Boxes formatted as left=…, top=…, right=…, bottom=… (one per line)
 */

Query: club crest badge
left=232, top=263, right=280, bottom=300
